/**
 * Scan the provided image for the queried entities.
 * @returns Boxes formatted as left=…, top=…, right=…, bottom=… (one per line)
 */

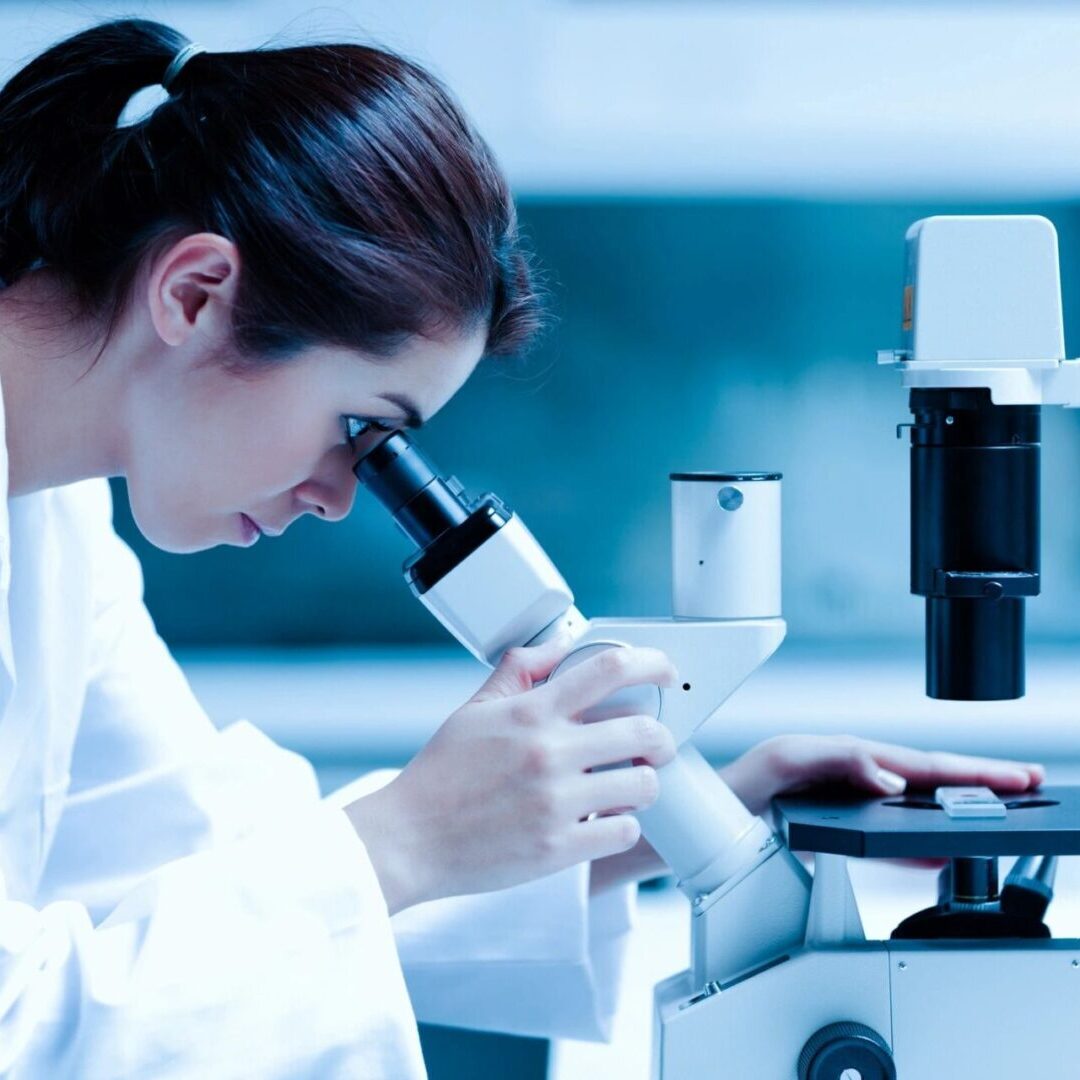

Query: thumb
left=470, top=633, right=574, bottom=703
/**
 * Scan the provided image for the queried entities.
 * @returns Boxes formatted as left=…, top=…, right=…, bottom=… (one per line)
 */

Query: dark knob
left=797, top=1021, right=897, bottom=1080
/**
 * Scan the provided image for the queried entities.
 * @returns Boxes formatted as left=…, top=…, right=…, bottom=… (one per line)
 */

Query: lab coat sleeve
left=329, top=771, right=637, bottom=1043
left=28, top=483, right=426, bottom=1078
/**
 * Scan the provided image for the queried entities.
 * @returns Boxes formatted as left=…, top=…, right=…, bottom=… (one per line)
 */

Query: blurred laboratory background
left=7, top=3, right=1080, bottom=1077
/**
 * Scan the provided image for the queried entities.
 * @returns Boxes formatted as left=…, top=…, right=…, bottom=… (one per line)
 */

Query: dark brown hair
left=0, top=19, right=541, bottom=360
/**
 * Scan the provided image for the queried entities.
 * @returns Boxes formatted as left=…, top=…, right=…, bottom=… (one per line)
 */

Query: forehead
left=330, top=326, right=487, bottom=421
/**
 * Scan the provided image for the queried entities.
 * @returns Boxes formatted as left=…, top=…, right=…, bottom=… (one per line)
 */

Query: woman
left=0, top=18, right=1044, bottom=1078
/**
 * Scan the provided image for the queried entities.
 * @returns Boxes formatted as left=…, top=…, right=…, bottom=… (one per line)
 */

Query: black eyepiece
left=354, top=430, right=515, bottom=597
left=355, top=432, right=469, bottom=548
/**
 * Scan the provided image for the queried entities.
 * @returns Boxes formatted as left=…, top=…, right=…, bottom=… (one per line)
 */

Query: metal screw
left=945, top=415, right=955, bottom=425
left=1072, top=959, right=1079, bottom=968
left=680, top=980, right=721, bottom=1009
left=898, top=961, right=908, bottom=970
left=717, top=486, right=743, bottom=512
left=841, top=1070, right=863, bottom=1080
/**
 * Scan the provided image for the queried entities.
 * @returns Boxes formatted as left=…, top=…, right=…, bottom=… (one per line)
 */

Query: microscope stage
left=774, top=784, right=1080, bottom=858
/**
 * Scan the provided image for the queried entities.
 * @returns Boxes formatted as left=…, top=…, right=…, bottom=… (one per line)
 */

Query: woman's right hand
left=345, top=637, right=679, bottom=915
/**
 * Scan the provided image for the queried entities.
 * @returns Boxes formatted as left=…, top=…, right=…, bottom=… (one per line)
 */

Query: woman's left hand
left=590, top=734, right=1045, bottom=892
left=717, top=734, right=1045, bottom=816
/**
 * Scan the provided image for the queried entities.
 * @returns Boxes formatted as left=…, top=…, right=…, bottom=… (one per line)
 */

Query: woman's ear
left=147, top=233, right=240, bottom=348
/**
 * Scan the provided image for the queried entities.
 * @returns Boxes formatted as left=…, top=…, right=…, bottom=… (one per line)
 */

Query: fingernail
left=876, top=767, right=907, bottom=794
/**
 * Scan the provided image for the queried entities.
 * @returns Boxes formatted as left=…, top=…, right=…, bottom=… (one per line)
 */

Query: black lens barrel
left=909, top=388, right=1040, bottom=701
left=355, top=433, right=469, bottom=548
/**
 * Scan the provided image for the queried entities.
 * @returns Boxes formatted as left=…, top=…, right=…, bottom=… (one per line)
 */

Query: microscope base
left=654, top=939, right=1080, bottom=1078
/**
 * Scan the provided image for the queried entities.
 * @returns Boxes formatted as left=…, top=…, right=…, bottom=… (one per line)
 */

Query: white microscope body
left=356, top=434, right=817, bottom=1050
left=417, top=465, right=812, bottom=973
left=357, top=215, right=1080, bottom=1079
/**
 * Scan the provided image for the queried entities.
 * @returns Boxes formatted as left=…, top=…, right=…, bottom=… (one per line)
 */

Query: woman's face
left=123, top=327, right=486, bottom=553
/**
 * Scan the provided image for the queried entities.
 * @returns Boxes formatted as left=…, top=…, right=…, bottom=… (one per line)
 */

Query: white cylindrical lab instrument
left=636, top=743, right=772, bottom=897
left=671, top=472, right=781, bottom=619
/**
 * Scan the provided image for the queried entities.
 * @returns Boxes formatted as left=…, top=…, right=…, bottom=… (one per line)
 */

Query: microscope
left=356, top=215, right=1080, bottom=1078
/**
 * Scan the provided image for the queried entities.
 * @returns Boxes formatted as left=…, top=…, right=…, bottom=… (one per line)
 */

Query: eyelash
left=342, top=415, right=396, bottom=449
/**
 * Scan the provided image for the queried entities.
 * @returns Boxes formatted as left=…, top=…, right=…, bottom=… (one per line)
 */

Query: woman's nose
left=294, top=477, right=357, bottom=522
left=293, top=451, right=359, bottom=522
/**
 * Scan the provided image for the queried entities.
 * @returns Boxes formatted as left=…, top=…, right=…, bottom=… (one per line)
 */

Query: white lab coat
left=0, top=384, right=633, bottom=1077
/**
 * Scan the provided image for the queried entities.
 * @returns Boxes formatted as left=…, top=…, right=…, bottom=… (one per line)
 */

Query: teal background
left=110, top=199, right=1080, bottom=647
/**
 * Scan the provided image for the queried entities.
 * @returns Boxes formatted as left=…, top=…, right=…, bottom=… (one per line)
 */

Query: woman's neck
left=0, top=271, right=130, bottom=496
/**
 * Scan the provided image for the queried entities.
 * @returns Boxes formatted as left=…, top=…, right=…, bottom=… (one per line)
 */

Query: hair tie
left=161, top=42, right=206, bottom=94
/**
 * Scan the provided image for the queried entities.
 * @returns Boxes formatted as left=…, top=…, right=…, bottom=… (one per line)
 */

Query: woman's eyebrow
left=374, top=392, right=424, bottom=429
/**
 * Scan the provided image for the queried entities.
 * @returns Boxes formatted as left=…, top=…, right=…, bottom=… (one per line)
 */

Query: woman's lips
left=242, top=513, right=285, bottom=539
left=239, top=513, right=262, bottom=546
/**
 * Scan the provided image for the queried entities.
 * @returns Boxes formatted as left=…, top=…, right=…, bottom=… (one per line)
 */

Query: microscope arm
left=523, top=609, right=817, bottom=987
left=541, top=615, right=786, bottom=897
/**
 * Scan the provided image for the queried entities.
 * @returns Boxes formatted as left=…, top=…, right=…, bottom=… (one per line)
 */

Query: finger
left=470, top=635, right=574, bottom=703
left=765, top=736, right=1043, bottom=797
left=886, top=857, right=950, bottom=870
left=567, top=813, right=642, bottom=863
left=1027, top=763, right=1048, bottom=786
left=855, top=741, right=1041, bottom=793
left=569, top=765, right=660, bottom=818
left=786, top=745, right=909, bottom=797
left=753, top=738, right=902, bottom=795
left=572, top=714, right=677, bottom=770
left=541, top=646, right=678, bottom=717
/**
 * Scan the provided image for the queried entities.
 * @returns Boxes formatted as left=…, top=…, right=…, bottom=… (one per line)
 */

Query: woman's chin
left=129, top=509, right=228, bottom=555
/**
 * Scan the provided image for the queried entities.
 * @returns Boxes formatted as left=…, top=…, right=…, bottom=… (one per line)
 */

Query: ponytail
left=0, top=19, right=541, bottom=358
left=0, top=20, right=187, bottom=286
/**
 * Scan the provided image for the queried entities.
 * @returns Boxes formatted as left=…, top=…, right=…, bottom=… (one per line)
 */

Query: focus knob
left=548, top=641, right=663, bottom=724
left=797, top=1021, right=896, bottom=1080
